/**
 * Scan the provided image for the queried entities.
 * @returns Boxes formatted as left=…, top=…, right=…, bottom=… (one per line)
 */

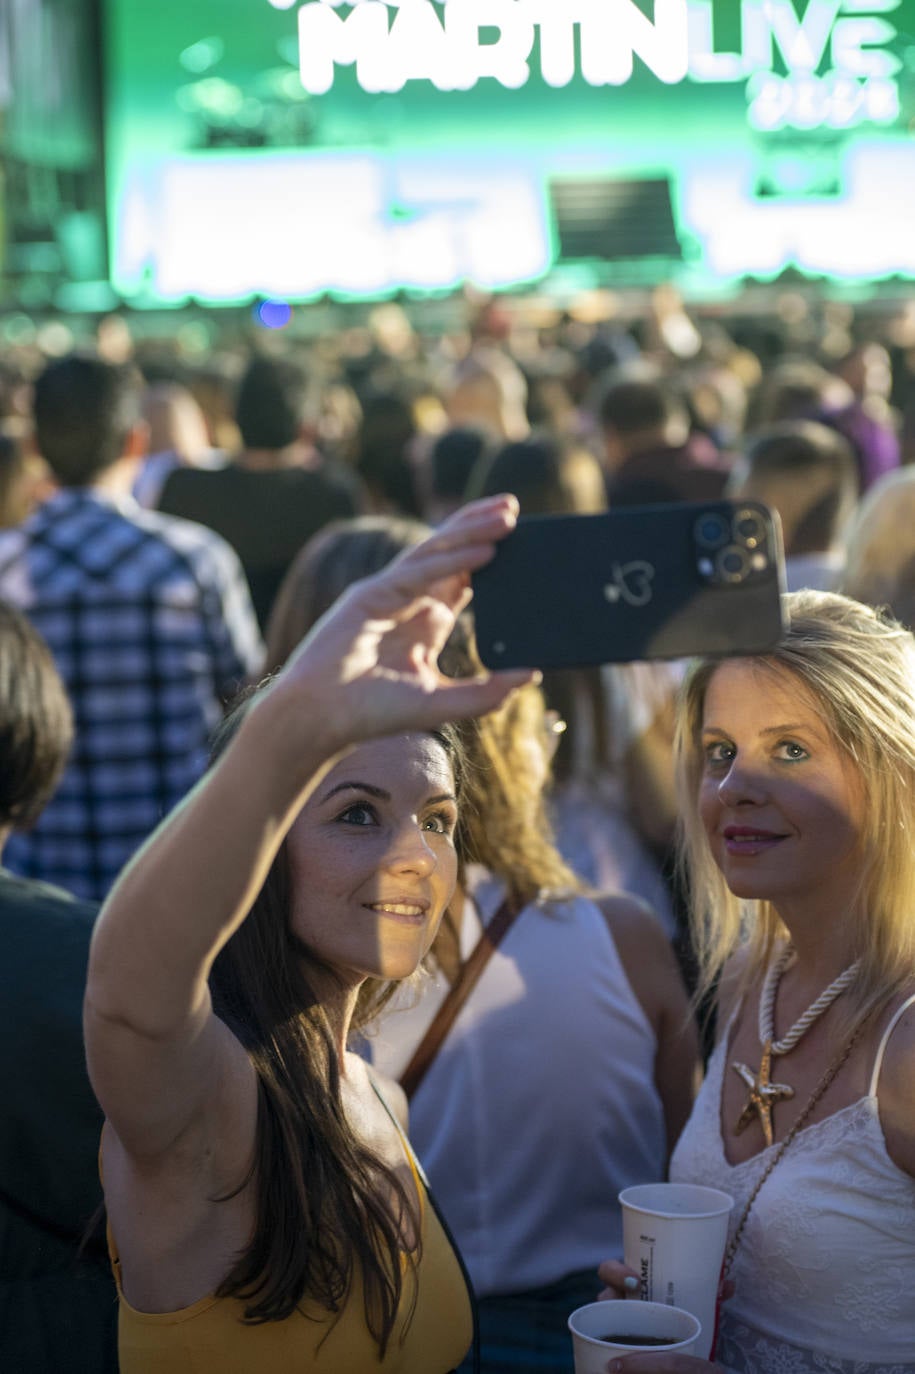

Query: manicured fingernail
left=623, top=1275, right=638, bottom=1292
left=609, top=1362, right=623, bottom=1373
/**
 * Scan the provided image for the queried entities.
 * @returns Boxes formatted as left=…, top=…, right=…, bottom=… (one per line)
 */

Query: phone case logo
left=603, top=560, right=655, bottom=608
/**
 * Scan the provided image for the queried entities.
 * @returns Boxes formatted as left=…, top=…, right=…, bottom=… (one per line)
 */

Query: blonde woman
left=599, top=590, right=915, bottom=1373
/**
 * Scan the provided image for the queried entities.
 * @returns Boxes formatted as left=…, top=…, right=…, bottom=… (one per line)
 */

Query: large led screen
left=103, top=0, right=915, bottom=304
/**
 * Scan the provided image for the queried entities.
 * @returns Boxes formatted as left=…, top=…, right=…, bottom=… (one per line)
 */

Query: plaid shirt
left=0, top=489, right=263, bottom=901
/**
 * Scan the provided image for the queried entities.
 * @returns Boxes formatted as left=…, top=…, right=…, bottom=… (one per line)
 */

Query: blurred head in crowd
left=315, top=380, right=363, bottom=464
left=445, top=347, right=529, bottom=442
left=471, top=433, right=606, bottom=517
left=746, top=357, right=852, bottom=431
left=525, top=370, right=580, bottom=437
left=353, top=388, right=422, bottom=516
left=0, top=599, right=73, bottom=835
left=728, top=421, right=858, bottom=559
left=235, top=354, right=317, bottom=452
left=683, top=355, right=757, bottom=449
left=596, top=373, right=690, bottom=470
left=32, top=353, right=146, bottom=488
left=187, top=362, right=241, bottom=453
left=421, top=425, right=494, bottom=526
left=143, top=382, right=211, bottom=462
left=569, top=322, right=639, bottom=405
left=833, top=341, right=893, bottom=405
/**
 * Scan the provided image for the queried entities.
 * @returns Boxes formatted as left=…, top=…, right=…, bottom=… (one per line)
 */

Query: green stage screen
left=103, top=0, right=915, bottom=304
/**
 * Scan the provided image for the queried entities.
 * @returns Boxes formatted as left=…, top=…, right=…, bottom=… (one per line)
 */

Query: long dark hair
left=208, top=697, right=462, bottom=1353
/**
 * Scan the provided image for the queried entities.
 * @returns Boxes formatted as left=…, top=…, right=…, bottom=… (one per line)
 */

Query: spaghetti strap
left=868, top=993, right=915, bottom=1097
left=366, top=1069, right=428, bottom=1193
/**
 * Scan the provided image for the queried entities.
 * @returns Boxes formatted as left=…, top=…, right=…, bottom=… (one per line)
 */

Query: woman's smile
left=721, top=824, right=789, bottom=856
left=363, top=898, right=430, bottom=924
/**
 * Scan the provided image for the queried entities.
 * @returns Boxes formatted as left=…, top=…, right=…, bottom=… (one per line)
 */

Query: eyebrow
left=701, top=723, right=821, bottom=739
left=317, top=781, right=457, bottom=806
left=319, top=781, right=390, bottom=805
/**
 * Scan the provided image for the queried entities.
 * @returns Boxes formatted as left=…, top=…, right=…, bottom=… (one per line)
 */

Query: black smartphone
left=471, top=500, right=786, bottom=669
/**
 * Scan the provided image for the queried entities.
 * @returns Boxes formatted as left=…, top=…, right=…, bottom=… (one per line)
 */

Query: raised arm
left=84, top=495, right=534, bottom=1164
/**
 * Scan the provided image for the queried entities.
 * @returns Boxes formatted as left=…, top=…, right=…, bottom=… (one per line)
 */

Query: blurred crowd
left=3, top=282, right=915, bottom=1374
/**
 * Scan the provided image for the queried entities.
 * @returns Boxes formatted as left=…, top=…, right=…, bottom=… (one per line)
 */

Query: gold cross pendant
left=731, top=1042, right=795, bottom=1148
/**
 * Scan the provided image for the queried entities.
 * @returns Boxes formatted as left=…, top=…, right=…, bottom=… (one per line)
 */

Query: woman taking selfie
left=600, top=590, right=915, bottom=1373
left=263, top=512, right=696, bottom=1374
left=83, top=496, right=534, bottom=1373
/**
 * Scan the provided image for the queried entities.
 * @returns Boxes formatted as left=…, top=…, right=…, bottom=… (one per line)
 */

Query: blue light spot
left=256, top=299, right=292, bottom=329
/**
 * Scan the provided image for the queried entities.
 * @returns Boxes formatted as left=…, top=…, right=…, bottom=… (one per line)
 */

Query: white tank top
left=670, top=993, right=915, bottom=1372
left=368, top=872, right=667, bottom=1296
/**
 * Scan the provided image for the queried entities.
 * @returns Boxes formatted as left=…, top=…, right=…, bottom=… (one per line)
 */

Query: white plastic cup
left=568, top=1300, right=701, bottom=1372
left=619, top=1182, right=734, bottom=1361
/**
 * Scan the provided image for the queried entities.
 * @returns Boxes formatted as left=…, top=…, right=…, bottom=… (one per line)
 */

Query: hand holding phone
left=470, top=500, right=785, bottom=669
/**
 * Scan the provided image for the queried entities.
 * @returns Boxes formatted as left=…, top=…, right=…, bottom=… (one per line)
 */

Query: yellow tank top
left=107, top=1136, right=473, bottom=1373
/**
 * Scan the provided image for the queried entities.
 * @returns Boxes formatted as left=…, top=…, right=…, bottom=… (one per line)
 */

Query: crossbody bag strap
left=399, top=895, right=520, bottom=1101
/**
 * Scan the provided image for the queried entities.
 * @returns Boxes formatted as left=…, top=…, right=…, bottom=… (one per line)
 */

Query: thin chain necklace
left=731, top=943, right=861, bottom=1147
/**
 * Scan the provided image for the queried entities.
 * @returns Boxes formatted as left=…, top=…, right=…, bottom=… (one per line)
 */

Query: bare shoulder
left=595, top=891, right=675, bottom=962
left=874, top=991, right=915, bottom=1179
left=594, top=892, right=686, bottom=1028
left=596, top=892, right=700, bottom=1152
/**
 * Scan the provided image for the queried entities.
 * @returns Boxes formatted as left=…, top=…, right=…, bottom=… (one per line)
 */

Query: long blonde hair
left=433, top=612, right=579, bottom=906
left=457, top=677, right=580, bottom=907
left=841, top=467, right=915, bottom=630
left=677, top=589, right=915, bottom=1031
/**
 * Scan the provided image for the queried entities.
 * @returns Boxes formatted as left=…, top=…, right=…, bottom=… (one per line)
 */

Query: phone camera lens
left=734, top=509, right=767, bottom=548
left=695, top=512, right=730, bottom=550
left=716, top=545, right=750, bottom=583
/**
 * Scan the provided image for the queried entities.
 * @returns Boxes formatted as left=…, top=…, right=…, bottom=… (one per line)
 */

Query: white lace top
left=670, top=995, right=915, bottom=1373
